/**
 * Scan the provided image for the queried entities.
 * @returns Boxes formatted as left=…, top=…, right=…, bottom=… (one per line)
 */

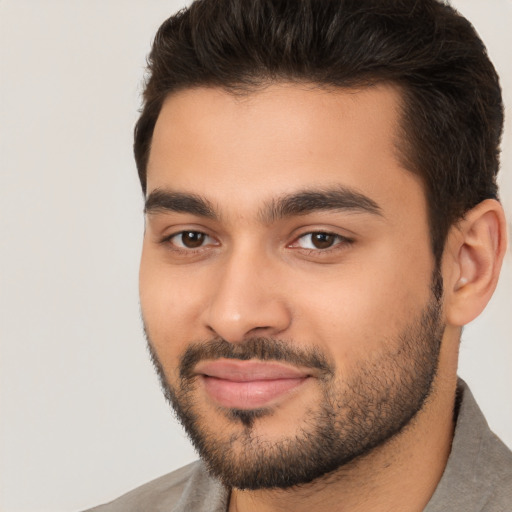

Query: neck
left=229, top=372, right=457, bottom=512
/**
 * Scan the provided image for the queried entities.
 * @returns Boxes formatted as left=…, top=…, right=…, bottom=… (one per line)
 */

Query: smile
left=195, top=359, right=311, bottom=409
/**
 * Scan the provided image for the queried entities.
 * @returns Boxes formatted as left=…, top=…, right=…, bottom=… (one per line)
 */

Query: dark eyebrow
left=144, top=189, right=217, bottom=219
left=262, top=186, right=382, bottom=223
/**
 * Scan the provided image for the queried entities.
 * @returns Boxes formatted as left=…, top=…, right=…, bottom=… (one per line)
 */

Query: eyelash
left=160, top=231, right=218, bottom=254
left=288, top=231, right=354, bottom=254
left=160, top=230, right=353, bottom=256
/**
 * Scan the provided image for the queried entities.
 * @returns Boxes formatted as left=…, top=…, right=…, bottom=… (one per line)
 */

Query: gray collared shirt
left=85, top=380, right=512, bottom=512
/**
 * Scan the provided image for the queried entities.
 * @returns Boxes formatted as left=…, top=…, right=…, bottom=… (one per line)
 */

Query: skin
left=139, top=83, right=507, bottom=511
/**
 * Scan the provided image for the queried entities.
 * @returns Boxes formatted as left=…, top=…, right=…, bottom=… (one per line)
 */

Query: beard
left=145, top=271, right=445, bottom=490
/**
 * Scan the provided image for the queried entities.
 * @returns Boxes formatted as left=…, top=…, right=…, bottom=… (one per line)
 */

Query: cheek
left=291, top=242, right=433, bottom=364
left=139, top=249, right=206, bottom=359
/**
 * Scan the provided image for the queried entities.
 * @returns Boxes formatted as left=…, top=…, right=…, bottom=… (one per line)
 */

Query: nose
left=202, top=247, right=292, bottom=343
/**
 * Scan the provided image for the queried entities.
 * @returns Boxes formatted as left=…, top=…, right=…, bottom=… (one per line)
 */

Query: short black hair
left=134, top=0, right=503, bottom=262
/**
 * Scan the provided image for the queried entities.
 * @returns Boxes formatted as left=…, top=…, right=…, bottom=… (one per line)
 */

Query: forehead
left=146, top=83, right=425, bottom=222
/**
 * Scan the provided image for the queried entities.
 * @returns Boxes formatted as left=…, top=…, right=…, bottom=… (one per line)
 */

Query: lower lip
left=201, top=376, right=308, bottom=409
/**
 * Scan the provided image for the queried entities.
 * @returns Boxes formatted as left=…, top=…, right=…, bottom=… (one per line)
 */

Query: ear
left=443, top=199, right=508, bottom=326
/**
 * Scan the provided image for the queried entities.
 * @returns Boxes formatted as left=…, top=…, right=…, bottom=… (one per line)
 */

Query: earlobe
left=444, top=199, right=507, bottom=327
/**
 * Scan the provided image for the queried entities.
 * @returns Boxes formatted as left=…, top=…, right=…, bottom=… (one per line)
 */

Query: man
left=87, top=0, right=512, bottom=510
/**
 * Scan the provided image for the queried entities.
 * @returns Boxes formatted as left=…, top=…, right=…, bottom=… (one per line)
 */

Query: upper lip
left=194, top=359, right=311, bottom=381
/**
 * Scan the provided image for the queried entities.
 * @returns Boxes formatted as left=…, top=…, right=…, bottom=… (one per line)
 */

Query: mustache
left=179, top=337, right=334, bottom=380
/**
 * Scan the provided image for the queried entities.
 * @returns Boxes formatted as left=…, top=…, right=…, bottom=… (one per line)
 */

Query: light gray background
left=1, top=1, right=511, bottom=511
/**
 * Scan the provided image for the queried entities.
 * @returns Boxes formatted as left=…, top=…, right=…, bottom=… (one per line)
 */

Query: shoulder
left=82, top=461, right=228, bottom=512
left=426, top=380, right=512, bottom=512
left=477, top=428, right=512, bottom=510
left=458, top=382, right=512, bottom=509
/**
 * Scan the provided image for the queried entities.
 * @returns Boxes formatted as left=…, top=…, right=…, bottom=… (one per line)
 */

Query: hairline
left=147, top=77, right=420, bottom=185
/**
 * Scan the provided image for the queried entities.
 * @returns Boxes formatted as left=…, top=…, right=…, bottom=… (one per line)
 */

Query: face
left=139, top=83, right=445, bottom=489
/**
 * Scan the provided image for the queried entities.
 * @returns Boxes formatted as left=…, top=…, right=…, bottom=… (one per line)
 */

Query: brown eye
left=292, top=231, right=349, bottom=251
left=165, top=230, right=218, bottom=252
left=180, top=231, right=206, bottom=248
left=310, top=233, right=336, bottom=249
